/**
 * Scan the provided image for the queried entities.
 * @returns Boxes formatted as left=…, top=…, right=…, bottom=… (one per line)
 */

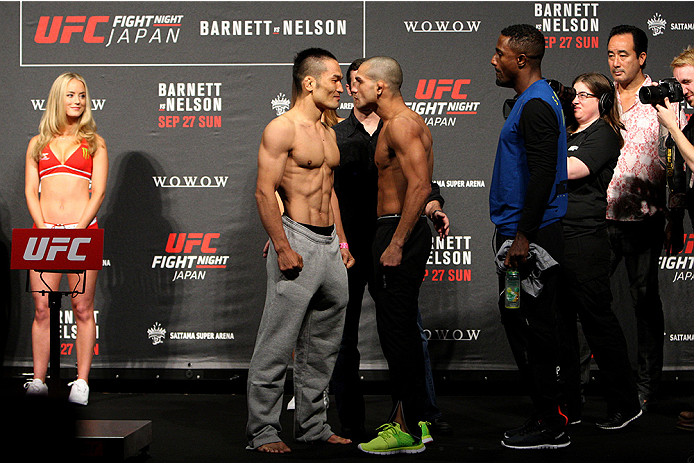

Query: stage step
left=75, top=420, right=152, bottom=460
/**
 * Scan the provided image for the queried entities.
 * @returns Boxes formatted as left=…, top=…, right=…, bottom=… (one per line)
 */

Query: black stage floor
left=4, top=380, right=694, bottom=462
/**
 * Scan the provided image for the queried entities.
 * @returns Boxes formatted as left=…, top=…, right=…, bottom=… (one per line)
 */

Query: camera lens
left=561, top=86, right=577, bottom=102
left=639, top=85, right=666, bottom=105
left=547, top=79, right=576, bottom=104
left=638, top=79, right=685, bottom=104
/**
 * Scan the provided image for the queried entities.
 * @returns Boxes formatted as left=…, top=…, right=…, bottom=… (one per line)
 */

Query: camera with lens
left=546, top=79, right=576, bottom=104
left=638, top=78, right=684, bottom=105
left=545, top=79, right=579, bottom=121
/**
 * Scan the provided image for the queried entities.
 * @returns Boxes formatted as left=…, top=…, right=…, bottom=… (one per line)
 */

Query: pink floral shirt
left=606, top=75, right=666, bottom=221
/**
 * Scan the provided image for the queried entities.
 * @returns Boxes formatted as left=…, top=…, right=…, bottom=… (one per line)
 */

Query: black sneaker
left=595, top=409, right=642, bottom=430
left=501, top=421, right=570, bottom=449
left=503, top=417, right=536, bottom=439
left=638, top=392, right=658, bottom=412
left=428, top=418, right=453, bottom=435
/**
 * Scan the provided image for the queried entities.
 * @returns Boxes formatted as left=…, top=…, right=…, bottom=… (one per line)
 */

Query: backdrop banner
left=2, top=1, right=693, bottom=375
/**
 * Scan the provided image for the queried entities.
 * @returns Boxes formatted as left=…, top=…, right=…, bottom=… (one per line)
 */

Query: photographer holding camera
left=652, top=46, right=694, bottom=433
left=605, top=25, right=668, bottom=412
left=653, top=47, right=694, bottom=232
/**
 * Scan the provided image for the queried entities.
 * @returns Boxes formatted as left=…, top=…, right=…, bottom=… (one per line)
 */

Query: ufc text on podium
left=11, top=227, right=104, bottom=394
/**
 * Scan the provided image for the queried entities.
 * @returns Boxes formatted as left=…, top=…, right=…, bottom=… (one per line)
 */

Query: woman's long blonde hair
left=31, top=72, right=98, bottom=162
left=322, top=109, right=341, bottom=127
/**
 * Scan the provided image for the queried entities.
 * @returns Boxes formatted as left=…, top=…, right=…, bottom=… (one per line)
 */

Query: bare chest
left=374, top=136, right=394, bottom=170
left=290, top=127, right=339, bottom=170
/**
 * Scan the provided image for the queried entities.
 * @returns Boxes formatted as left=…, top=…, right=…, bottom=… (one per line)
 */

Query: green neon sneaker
left=358, top=423, right=425, bottom=455
left=419, top=421, right=433, bottom=444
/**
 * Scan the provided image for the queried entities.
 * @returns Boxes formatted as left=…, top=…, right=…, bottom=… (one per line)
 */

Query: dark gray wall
left=2, top=1, right=693, bottom=374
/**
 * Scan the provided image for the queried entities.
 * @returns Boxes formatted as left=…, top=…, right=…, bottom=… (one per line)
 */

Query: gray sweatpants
left=246, top=215, right=349, bottom=449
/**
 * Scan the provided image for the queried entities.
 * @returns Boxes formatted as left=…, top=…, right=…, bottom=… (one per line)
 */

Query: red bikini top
left=38, top=140, right=92, bottom=181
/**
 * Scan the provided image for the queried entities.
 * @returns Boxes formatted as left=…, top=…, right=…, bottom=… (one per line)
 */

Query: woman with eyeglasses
left=558, top=73, right=642, bottom=431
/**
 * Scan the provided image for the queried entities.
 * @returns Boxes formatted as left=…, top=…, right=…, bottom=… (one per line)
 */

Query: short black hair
left=500, top=24, right=545, bottom=61
left=608, top=25, right=648, bottom=69
left=361, top=56, right=404, bottom=93
left=292, top=48, right=338, bottom=96
left=346, top=58, right=366, bottom=84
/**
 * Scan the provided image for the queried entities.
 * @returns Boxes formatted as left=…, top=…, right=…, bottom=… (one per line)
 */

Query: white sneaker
left=67, top=379, right=89, bottom=405
left=24, top=378, right=48, bottom=396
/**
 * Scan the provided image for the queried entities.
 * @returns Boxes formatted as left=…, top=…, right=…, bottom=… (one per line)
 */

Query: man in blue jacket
left=489, top=24, right=569, bottom=450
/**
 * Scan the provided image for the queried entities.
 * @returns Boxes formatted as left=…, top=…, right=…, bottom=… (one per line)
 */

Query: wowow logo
left=405, top=79, right=480, bottom=127
left=31, top=99, right=105, bottom=111
left=403, top=20, right=481, bottom=33
left=152, top=175, right=228, bottom=188
left=152, top=233, right=230, bottom=281
left=423, top=328, right=481, bottom=341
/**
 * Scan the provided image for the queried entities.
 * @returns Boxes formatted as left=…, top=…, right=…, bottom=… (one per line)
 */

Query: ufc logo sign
left=11, top=229, right=104, bottom=271
left=166, top=233, right=220, bottom=254
left=23, top=237, right=91, bottom=261
left=681, top=233, right=694, bottom=254
left=34, top=16, right=110, bottom=44
left=415, top=79, right=471, bottom=100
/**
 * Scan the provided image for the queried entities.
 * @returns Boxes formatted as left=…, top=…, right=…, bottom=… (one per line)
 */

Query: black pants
left=371, top=216, right=431, bottom=438
left=331, top=238, right=371, bottom=435
left=607, top=213, right=664, bottom=398
left=558, top=227, right=639, bottom=417
left=496, top=221, right=565, bottom=428
left=332, top=223, right=442, bottom=436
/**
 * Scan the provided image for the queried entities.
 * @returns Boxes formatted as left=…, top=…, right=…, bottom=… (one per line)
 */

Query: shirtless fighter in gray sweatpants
left=246, top=48, right=354, bottom=453
left=246, top=215, right=348, bottom=449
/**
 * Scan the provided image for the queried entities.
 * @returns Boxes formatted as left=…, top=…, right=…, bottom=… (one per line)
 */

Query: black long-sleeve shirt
left=517, top=98, right=560, bottom=241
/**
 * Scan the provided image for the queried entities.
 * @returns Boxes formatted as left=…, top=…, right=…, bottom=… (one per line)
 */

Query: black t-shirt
left=563, top=118, right=621, bottom=238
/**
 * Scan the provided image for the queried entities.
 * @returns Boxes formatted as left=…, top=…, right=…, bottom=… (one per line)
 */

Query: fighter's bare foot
left=257, top=441, right=291, bottom=453
left=327, top=434, right=352, bottom=445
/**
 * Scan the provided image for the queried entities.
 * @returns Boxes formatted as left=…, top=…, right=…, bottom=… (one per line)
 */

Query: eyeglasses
left=575, top=91, right=597, bottom=101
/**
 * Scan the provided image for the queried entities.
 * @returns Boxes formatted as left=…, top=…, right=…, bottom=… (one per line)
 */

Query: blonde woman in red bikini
left=23, top=72, right=108, bottom=405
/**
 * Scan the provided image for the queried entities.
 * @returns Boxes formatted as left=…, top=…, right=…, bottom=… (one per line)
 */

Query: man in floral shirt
left=605, top=25, right=665, bottom=412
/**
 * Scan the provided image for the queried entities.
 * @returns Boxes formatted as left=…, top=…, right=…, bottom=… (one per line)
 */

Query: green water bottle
left=505, top=269, right=520, bottom=309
